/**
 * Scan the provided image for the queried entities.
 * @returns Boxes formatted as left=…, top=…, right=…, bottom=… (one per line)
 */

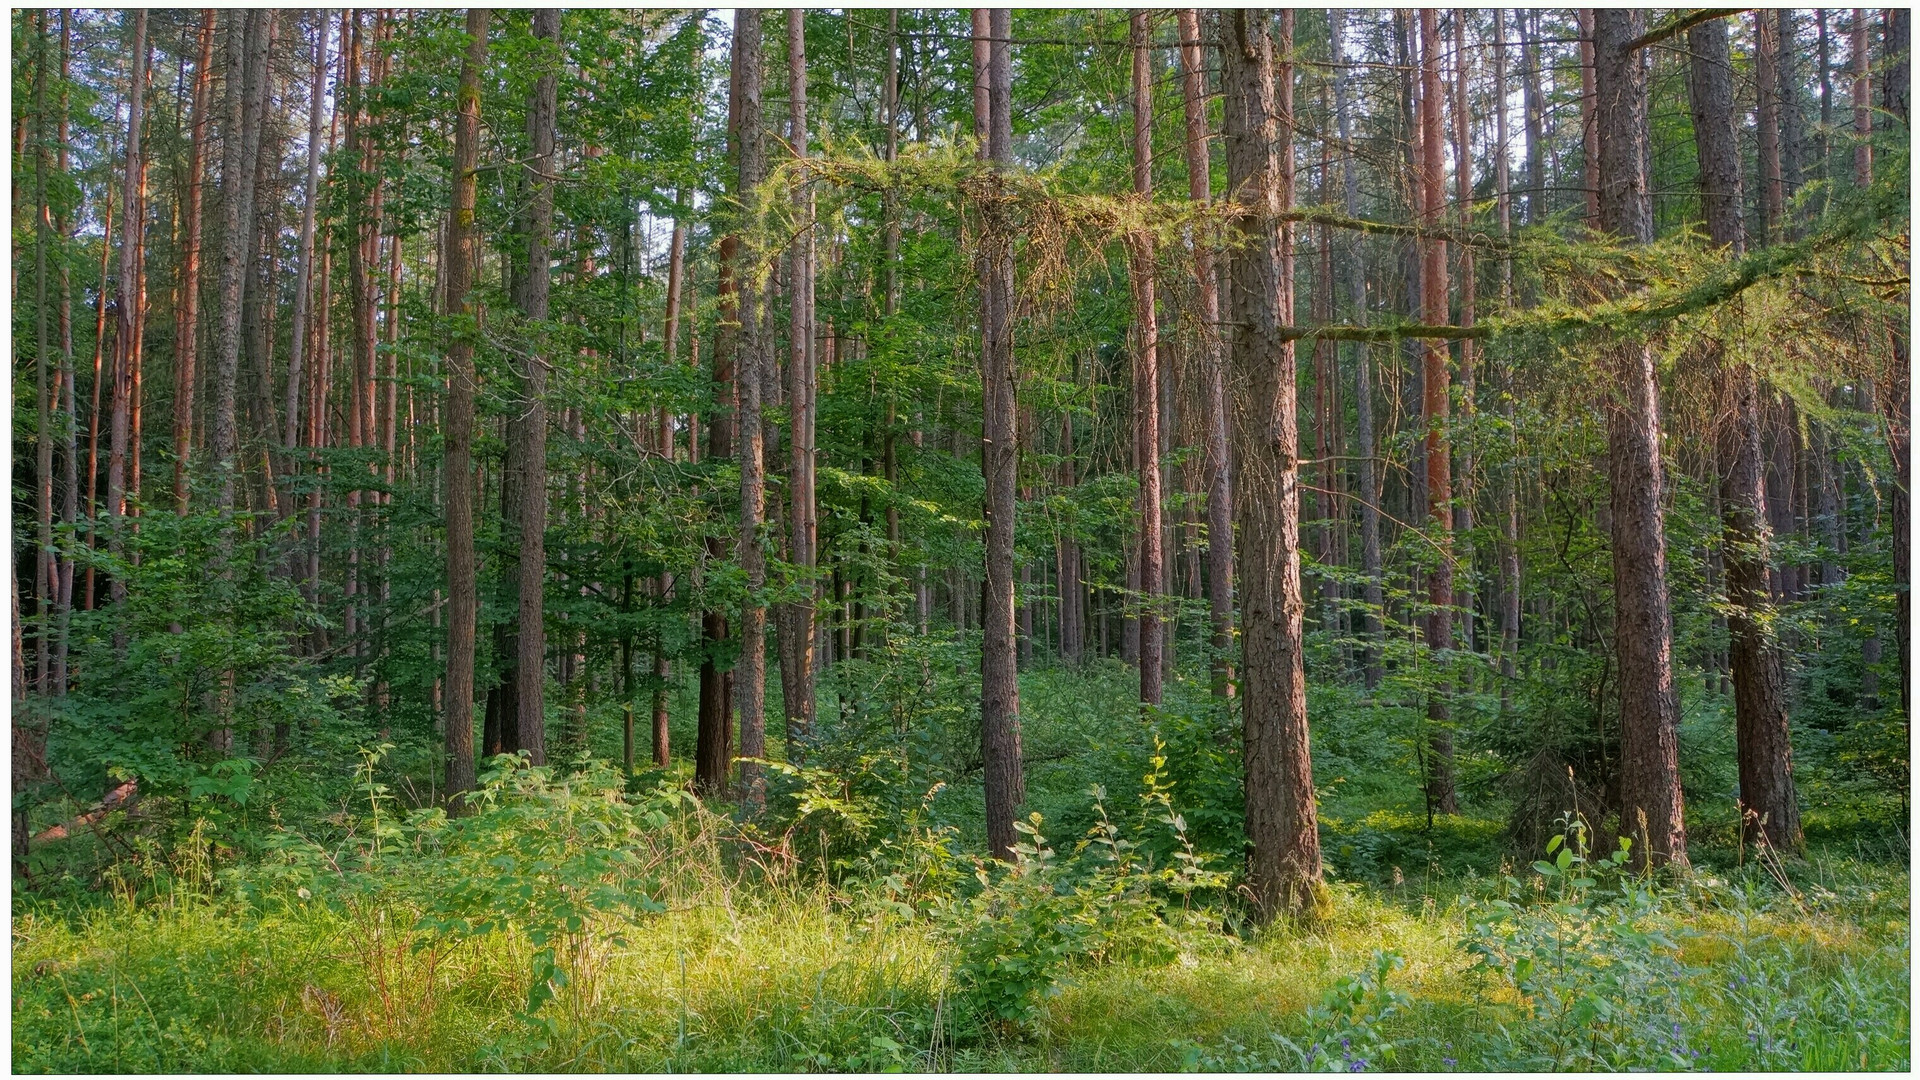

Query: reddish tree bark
left=1222, top=8, right=1324, bottom=921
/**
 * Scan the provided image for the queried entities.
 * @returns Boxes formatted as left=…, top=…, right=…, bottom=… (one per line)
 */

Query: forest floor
left=11, top=665, right=1913, bottom=1073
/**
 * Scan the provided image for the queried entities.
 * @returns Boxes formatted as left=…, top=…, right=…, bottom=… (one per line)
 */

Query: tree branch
left=1625, top=9, right=1746, bottom=52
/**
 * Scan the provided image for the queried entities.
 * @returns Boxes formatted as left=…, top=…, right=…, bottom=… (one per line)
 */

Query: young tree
left=443, top=7, right=488, bottom=801
left=1594, top=8, right=1687, bottom=870
left=1222, top=8, right=1323, bottom=921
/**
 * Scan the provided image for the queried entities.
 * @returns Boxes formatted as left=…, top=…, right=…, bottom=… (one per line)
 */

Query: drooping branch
left=1625, top=9, right=1746, bottom=53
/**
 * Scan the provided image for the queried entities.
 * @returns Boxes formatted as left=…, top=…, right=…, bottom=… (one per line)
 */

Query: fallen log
left=31, top=779, right=139, bottom=844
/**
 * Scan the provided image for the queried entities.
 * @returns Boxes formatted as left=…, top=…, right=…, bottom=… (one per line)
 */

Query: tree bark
left=443, top=8, right=487, bottom=802
left=1595, top=8, right=1688, bottom=870
left=511, top=7, right=559, bottom=766
left=733, top=8, right=769, bottom=808
left=779, top=7, right=817, bottom=764
left=106, top=11, right=149, bottom=611
left=1222, top=8, right=1324, bottom=922
left=1854, top=10, right=1873, bottom=187
left=1131, top=10, right=1164, bottom=705
left=1688, top=13, right=1801, bottom=854
left=284, top=14, right=326, bottom=474
left=172, top=10, right=215, bottom=514
left=1494, top=10, right=1522, bottom=707
left=209, top=9, right=268, bottom=518
left=976, top=7, right=1025, bottom=861
left=1418, top=9, right=1457, bottom=816
left=1330, top=10, right=1382, bottom=691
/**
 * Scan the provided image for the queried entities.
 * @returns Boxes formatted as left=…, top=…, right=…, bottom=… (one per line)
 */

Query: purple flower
left=1443, top=1058, right=1457, bottom=1068
left=1349, top=1060, right=1367, bottom=1072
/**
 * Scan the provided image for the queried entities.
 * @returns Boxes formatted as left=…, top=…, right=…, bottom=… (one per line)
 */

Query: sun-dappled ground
left=12, top=771, right=1909, bottom=1071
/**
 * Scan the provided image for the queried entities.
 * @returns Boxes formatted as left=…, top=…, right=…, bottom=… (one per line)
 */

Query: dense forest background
left=8, top=7, right=1913, bottom=1072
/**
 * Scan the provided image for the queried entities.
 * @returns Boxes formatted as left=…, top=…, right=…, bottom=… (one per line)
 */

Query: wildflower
left=1349, top=1059, right=1367, bottom=1072
left=1443, top=1058, right=1456, bottom=1068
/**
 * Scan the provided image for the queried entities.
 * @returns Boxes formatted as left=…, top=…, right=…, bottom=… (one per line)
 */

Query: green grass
left=13, top=666, right=1911, bottom=1072
left=13, top=837, right=1909, bottom=1072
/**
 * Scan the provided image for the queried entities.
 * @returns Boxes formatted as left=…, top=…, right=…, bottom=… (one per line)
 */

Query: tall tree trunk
left=106, top=11, right=149, bottom=613
left=1878, top=7, right=1909, bottom=716
left=693, top=8, right=749, bottom=798
left=1495, top=11, right=1522, bottom=706
left=1451, top=12, right=1477, bottom=660
left=1756, top=11, right=1784, bottom=245
left=172, top=10, right=215, bottom=514
left=1689, top=13, right=1801, bottom=854
left=284, top=13, right=326, bottom=483
left=1522, top=10, right=1545, bottom=226
left=1130, top=10, right=1164, bottom=705
left=1177, top=9, right=1232, bottom=698
left=780, top=7, right=817, bottom=763
left=733, top=7, right=769, bottom=808
left=84, top=180, right=110, bottom=613
left=442, top=8, right=487, bottom=802
left=513, top=7, right=558, bottom=766
left=1222, top=8, right=1324, bottom=922
left=1578, top=9, right=1600, bottom=225
left=976, top=7, right=1025, bottom=861
left=1854, top=10, right=1873, bottom=187
left=1331, top=10, right=1382, bottom=691
left=33, top=13, right=53, bottom=693
left=1418, top=9, right=1457, bottom=816
left=210, top=9, right=268, bottom=518
left=1594, top=8, right=1688, bottom=870
left=54, top=9, right=76, bottom=691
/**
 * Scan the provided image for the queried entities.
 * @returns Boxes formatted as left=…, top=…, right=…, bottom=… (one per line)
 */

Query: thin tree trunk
left=511, top=7, right=558, bottom=766
left=1854, top=10, right=1873, bottom=187
left=734, top=8, right=769, bottom=807
left=1131, top=10, right=1163, bottom=705
left=1494, top=10, right=1521, bottom=706
left=54, top=10, right=76, bottom=691
left=1595, top=8, right=1688, bottom=870
left=1578, top=9, right=1600, bottom=225
left=1332, top=10, right=1382, bottom=691
left=172, top=10, right=215, bottom=513
left=106, top=11, right=149, bottom=613
left=442, top=8, right=487, bottom=802
left=1418, top=10, right=1457, bottom=816
left=84, top=181, right=110, bottom=612
left=780, top=7, right=817, bottom=764
left=33, top=14, right=53, bottom=693
left=1223, top=8, right=1324, bottom=922
left=1451, top=12, right=1477, bottom=660
left=976, top=7, right=1025, bottom=861
left=284, top=13, right=325, bottom=462
left=1757, top=11, right=1783, bottom=245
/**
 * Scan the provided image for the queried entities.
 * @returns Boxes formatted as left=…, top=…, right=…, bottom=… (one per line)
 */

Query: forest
left=8, top=6, right=1913, bottom=1072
